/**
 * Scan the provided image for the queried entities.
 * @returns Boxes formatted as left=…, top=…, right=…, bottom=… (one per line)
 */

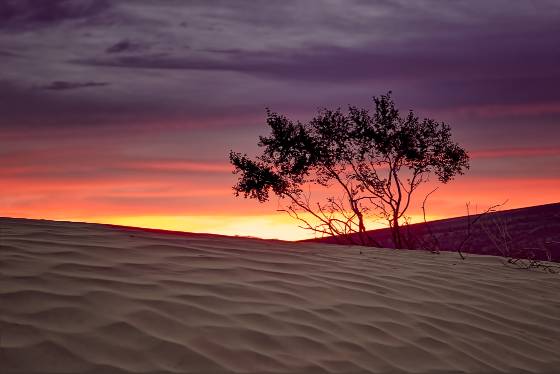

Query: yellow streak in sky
left=80, top=214, right=315, bottom=241
left=75, top=213, right=435, bottom=242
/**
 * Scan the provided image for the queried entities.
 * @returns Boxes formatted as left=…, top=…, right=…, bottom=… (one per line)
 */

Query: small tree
left=229, top=93, right=470, bottom=248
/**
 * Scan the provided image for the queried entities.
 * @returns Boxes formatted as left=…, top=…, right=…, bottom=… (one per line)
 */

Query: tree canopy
left=230, top=92, right=470, bottom=248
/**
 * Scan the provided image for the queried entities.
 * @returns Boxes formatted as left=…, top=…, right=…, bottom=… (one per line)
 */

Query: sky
left=1, top=0, right=559, bottom=240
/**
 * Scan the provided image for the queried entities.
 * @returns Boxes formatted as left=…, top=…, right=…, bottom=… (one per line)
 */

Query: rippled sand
left=1, top=217, right=559, bottom=373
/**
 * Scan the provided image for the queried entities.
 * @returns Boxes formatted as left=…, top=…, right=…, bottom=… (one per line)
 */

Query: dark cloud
left=39, top=80, right=109, bottom=90
left=0, top=80, right=142, bottom=128
left=0, top=49, right=19, bottom=57
left=2, top=1, right=560, bottom=131
left=106, top=39, right=143, bottom=54
left=0, top=79, right=265, bottom=130
left=77, top=36, right=560, bottom=82
left=0, top=0, right=111, bottom=29
left=74, top=26, right=560, bottom=108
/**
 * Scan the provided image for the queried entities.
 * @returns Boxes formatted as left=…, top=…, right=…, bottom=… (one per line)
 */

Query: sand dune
left=1, top=218, right=559, bottom=373
left=308, top=202, right=560, bottom=261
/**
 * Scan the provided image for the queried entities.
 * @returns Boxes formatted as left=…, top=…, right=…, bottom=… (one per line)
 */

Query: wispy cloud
left=125, top=160, right=232, bottom=173
left=470, top=147, right=560, bottom=159
left=0, top=0, right=112, bottom=30
left=106, top=39, right=144, bottom=54
left=0, top=49, right=20, bottom=57
left=2, top=0, right=560, bottom=129
left=39, top=81, right=110, bottom=91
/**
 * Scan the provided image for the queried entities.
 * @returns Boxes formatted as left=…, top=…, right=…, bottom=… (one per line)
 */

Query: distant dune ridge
left=1, top=218, right=560, bottom=373
left=306, top=203, right=560, bottom=262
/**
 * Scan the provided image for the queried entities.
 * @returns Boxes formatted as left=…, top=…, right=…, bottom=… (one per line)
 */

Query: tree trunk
left=357, top=211, right=366, bottom=246
left=392, top=216, right=402, bottom=249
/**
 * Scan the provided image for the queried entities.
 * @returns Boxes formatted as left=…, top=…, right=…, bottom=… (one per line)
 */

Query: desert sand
left=1, top=217, right=559, bottom=374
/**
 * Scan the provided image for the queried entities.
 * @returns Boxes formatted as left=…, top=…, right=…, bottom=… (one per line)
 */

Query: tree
left=229, top=92, right=470, bottom=248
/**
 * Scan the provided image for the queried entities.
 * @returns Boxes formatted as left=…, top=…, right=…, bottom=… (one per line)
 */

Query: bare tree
left=229, top=93, right=470, bottom=248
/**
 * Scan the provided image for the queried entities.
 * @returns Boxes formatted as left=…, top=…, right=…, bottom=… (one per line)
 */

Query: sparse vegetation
left=478, top=205, right=560, bottom=273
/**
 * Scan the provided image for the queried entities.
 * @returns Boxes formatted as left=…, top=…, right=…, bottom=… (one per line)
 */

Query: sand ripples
left=1, top=218, right=559, bottom=373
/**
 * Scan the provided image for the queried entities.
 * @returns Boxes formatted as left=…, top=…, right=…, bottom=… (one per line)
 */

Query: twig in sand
left=455, top=200, right=508, bottom=260
left=480, top=207, right=560, bottom=273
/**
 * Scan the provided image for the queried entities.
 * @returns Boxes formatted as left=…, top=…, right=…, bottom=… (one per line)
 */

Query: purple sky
left=1, top=0, right=559, bottom=238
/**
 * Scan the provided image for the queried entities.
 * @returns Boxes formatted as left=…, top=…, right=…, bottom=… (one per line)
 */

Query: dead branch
left=455, top=200, right=508, bottom=260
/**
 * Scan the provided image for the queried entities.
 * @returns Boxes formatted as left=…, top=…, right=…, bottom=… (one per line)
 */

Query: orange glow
left=2, top=140, right=558, bottom=241
left=123, top=161, right=232, bottom=173
left=3, top=175, right=558, bottom=240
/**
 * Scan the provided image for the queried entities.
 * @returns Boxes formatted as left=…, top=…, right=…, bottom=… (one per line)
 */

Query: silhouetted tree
left=229, top=93, right=470, bottom=248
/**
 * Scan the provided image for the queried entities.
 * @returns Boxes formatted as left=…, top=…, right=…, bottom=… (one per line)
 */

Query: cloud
left=443, top=102, right=560, bottom=119
left=0, top=49, right=19, bottom=57
left=470, top=147, right=560, bottom=159
left=39, top=80, right=110, bottom=90
left=0, top=78, right=266, bottom=131
left=125, top=160, right=232, bottom=173
left=72, top=29, right=560, bottom=109
left=106, top=39, right=143, bottom=54
left=2, top=1, right=560, bottom=133
left=0, top=0, right=112, bottom=30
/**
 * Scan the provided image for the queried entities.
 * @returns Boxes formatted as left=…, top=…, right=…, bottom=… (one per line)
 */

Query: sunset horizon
left=2, top=2, right=559, bottom=240
left=3, top=127, right=559, bottom=240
